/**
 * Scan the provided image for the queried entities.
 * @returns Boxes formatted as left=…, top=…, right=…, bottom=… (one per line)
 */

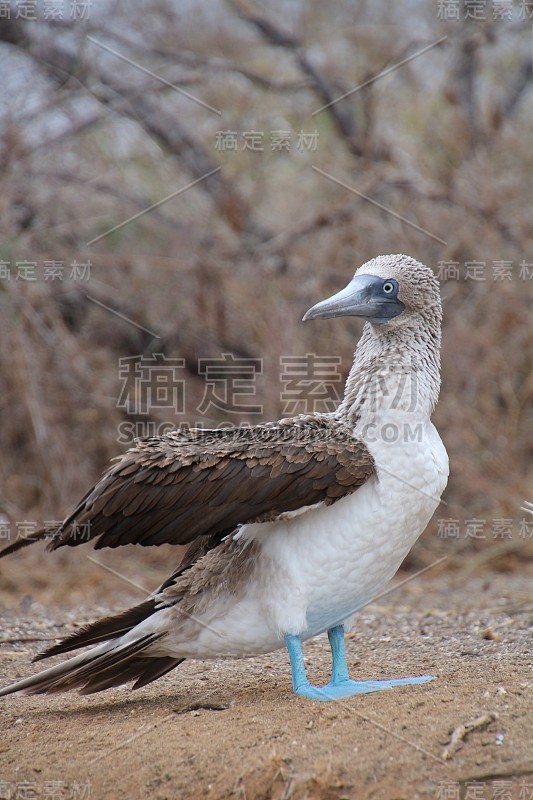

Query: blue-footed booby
left=0, top=254, right=448, bottom=702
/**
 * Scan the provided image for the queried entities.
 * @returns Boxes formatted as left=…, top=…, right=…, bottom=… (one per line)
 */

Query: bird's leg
left=327, top=624, right=351, bottom=683
left=285, top=627, right=434, bottom=702
left=284, top=633, right=332, bottom=701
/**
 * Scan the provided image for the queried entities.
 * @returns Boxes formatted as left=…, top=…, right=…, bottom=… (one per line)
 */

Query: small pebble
left=480, top=627, right=501, bottom=641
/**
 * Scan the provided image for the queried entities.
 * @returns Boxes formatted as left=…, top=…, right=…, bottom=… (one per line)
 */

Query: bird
left=0, top=254, right=448, bottom=702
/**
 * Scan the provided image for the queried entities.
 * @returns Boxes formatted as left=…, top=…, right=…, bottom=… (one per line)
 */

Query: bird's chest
left=366, top=419, right=449, bottom=516
left=255, top=422, right=448, bottom=636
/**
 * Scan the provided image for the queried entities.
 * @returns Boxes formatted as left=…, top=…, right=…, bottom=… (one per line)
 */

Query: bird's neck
left=336, top=317, right=441, bottom=429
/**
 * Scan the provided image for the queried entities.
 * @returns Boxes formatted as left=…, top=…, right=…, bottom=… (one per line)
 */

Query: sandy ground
left=0, top=561, right=532, bottom=800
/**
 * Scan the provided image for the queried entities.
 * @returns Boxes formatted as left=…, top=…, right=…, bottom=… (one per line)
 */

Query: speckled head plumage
left=304, top=254, right=442, bottom=330
left=354, top=254, right=442, bottom=330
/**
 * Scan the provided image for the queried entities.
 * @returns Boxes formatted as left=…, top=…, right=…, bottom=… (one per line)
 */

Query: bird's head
left=303, top=254, right=441, bottom=328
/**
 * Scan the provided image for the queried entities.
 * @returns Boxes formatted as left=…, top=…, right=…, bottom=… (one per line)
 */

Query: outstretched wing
left=1, top=416, right=374, bottom=555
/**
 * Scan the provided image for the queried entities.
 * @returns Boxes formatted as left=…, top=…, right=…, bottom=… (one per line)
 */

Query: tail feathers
left=81, top=654, right=182, bottom=694
left=0, top=631, right=183, bottom=697
left=0, top=527, right=49, bottom=559
left=34, top=599, right=158, bottom=661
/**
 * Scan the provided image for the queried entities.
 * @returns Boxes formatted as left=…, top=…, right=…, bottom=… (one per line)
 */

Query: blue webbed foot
left=294, top=675, right=434, bottom=702
left=293, top=682, right=340, bottom=702
left=339, top=675, right=435, bottom=692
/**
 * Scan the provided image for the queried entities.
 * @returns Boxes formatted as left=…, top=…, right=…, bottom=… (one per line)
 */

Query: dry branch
left=227, top=0, right=362, bottom=155
left=442, top=711, right=498, bottom=761
left=0, top=18, right=270, bottom=243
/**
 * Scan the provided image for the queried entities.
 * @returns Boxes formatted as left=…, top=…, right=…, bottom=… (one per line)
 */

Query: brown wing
left=1, top=416, right=374, bottom=555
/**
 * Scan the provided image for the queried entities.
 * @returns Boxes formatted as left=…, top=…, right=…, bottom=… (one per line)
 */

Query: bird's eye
left=382, top=280, right=396, bottom=295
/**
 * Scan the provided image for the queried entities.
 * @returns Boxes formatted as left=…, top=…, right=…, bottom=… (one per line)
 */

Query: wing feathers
left=0, top=417, right=374, bottom=561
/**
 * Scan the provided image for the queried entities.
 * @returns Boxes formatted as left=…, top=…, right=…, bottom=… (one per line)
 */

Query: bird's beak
left=302, top=274, right=404, bottom=325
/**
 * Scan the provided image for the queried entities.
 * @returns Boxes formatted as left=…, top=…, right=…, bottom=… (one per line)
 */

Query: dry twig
left=442, top=711, right=498, bottom=761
